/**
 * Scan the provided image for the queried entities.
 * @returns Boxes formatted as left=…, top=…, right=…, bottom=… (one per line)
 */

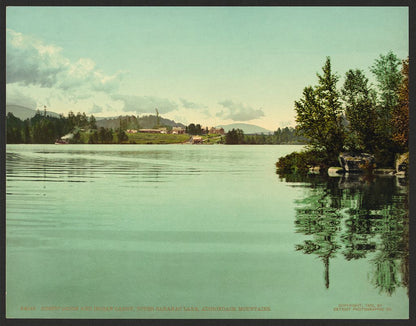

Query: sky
left=6, top=6, right=409, bottom=130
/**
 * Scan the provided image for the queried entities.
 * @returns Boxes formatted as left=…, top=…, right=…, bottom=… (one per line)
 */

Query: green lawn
left=79, top=131, right=224, bottom=144
left=126, top=133, right=190, bottom=144
left=126, top=133, right=224, bottom=144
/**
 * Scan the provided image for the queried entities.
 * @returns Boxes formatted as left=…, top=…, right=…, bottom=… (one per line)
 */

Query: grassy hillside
left=124, top=133, right=223, bottom=144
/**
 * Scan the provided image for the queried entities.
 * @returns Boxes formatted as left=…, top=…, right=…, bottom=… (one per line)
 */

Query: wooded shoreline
left=276, top=53, right=409, bottom=176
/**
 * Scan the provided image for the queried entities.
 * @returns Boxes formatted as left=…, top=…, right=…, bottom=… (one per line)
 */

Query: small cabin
left=171, top=127, right=185, bottom=134
left=209, top=127, right=225, bottom=135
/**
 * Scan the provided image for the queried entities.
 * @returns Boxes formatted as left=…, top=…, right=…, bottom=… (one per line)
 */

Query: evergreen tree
left=370, top=52, right=403, bottom=166
left=341, top=69, right=378, bottom=152
left=88, top=131, right=99, bottom=144
left=295, top=57, right=345, bottom=163
left=117, top=129, right=128, bottom=143
left=23, top=121, right=31, bottom=143
left=370, top=51, right=402, bottom=115
left=6, top=113, right=23, bottom=143
left=32, top=119, right=56, bottom=143
left=225, top=128, right=244, bottom=144
left=67, top=111, right=76, bottom=130
left=89, top=115, right=97, bottom=129
left=186, top=123, right=202, bottom=135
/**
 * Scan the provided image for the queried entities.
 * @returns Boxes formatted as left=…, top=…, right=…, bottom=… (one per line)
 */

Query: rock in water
left=338, top=152, right=375, bottom=173
left=328, top=167, right=344, bottom=177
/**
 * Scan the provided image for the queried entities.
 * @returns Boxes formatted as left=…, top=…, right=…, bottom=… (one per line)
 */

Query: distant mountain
left=5, top=105, right=185, bottom=130
left=6, top=105, right=271, bottom=135
left=217, top=123, right=273, bottom=135
left=6, top=104, right=60, bottom=120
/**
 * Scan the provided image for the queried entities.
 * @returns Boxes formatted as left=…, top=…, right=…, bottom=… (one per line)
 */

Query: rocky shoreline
left=313, top=152, right=408, bottom=177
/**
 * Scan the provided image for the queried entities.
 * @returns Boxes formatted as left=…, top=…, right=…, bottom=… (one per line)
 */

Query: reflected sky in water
left=6, top=144, right=408, bottom=319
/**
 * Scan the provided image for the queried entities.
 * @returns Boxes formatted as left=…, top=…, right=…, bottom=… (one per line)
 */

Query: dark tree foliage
left=6, top=111, right=102, bottom=144
left=273, top=127, right=306, bottom=144
left=286, top=174, right=408, bottom=295
left=223, top=127, right=304, bottom=145
left=392, top=58, right=409, bottom=151
left=369, top=52, right=403, bottom=166
left=276, top=150, right=326, bottom=174
left=186, top=123, right=203, bottom=135
left=32, top=119, right=57, bottom=143
left=23, top=121, right=31, bottom=143
left=89, top=115, right=98, bottom=129
left=117, top=129, right=128, bottom=143
left=370, top=51, right=402, bottom=116
left=286, top=53, right=408, bottom=172
left=6, top=113, right=24, bottom=143
left=67, top=111, right=76, bottom=131
left=341, top=69, right=378, bottom=152
left=98, top=127, right=113, bottom=143
left=225, top=128, right=245, bottom=144
left=295, top=57, right=345, bottom=163
left=88, top=131, right=99, bottom=144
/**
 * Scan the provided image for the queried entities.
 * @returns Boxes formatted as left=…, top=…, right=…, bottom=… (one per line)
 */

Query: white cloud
left=217, top=99, right=265, bottom=121
left=6, top=29, right=67, bottom=87
left=111, top=94, right=178, bottom=114
left=180, top=98, right=207, bottom=110
left=6, top=29, right=122, bottom=94
left=89, top=104, right=103, bottom=114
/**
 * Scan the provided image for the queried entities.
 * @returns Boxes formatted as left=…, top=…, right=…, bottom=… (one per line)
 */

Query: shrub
left=276, top=150, right=327, bottom=175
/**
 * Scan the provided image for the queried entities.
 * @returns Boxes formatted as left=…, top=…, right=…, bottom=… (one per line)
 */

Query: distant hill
left=96, top=115, right=185, bottom=130
left=217, top=123, right=273, bottom=135
left=5, top=105, right=185, bottom=130
left=6, top=105, right=271, bottom=135
left=6, top=104, right=60, bottom=120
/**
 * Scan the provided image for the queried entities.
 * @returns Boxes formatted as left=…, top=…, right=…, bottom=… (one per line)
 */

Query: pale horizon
left=6, top=6, right=408, bottom=130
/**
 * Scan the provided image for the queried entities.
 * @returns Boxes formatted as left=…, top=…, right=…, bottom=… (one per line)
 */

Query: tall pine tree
left=295, top=57, right=345, bottom=163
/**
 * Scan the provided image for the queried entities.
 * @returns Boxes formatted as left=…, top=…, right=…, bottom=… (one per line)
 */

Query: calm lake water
left=6, top=144, right=409, bottom=319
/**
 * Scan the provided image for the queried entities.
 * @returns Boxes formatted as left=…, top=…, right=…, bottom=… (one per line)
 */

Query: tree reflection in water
left=279, top=173, right=409, bottom=296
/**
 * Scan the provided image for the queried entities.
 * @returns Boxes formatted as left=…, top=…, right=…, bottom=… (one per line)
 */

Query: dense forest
left=6, top=110, right=304, bottom=145
left=276, top=52, right=409, bottom=173
left=6, top=111, right=98, bottom=144
left=224, top=127, right=305, bottom=144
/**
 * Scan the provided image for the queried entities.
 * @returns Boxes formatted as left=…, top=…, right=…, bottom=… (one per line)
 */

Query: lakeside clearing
left=77, top=130, right=223, bottom=145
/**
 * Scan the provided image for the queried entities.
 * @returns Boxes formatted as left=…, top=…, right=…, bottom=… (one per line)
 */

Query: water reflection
left=279, top=172, right=409, bottom=296
left=6, top=149, right=220, bottom=184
